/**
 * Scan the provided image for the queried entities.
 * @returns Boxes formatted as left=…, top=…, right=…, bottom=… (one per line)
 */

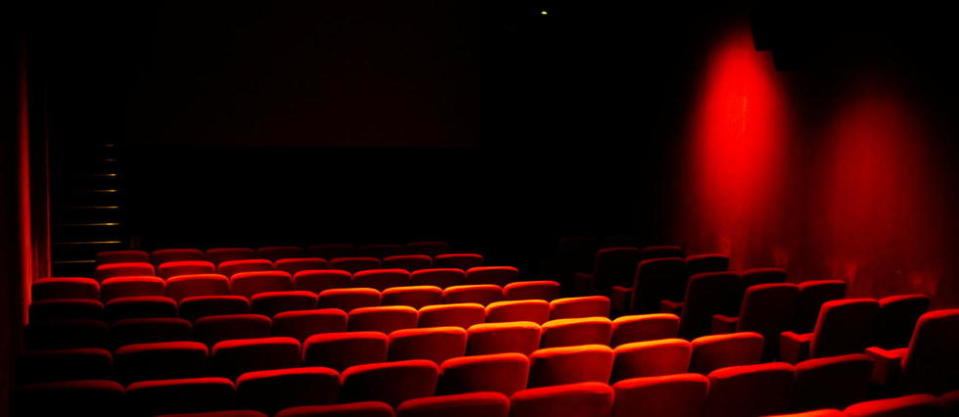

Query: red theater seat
left=704, top=362, right=795, bottom=417
left=612, top=373, right=709, bottom=417
left=352, top=269, right=411, bottom=291
left=685, top=253, right=730, bottom=276
left=211, top=336, right=301, bottom=377
left=194, top=314, right=272, bottom=345
left=17, top=348, right=113, bottom=383
left=236, top=367, right=340, bottom=413
left=276, top=257, right=329, bottom=274
left=388, top=326, right=467, bottom=364
left=763, top=412, right=847, bottom=417
left=443, top=284, right=503, bottom=305
left=510, top=382, right=615, bottom=417
left=942, top=390, right=959, bottom=415
left=780, top=298, right=879, bottom=363
left=615, top=257, right=684, bottom=313
left=549, top=295, right=611, bottom=320
left=641, top=245, right=684, bottom=260
left=612, top=338, right=691, bottom=381
left=410, top=268, right=465, bottom=288
left=381, top=286, right=443, bottom=309
left=486, top=299, right=550, bottom=324
left=349, top=306, right=418, bottom=333
left=105, top=296, right=178, bottom=321
left=30, top=299, right=104, bottom=322
left=578, top=246, right=643, bottom=292
left=741, top=268, right=787, bottom=288
left=275, top=401, right=394, bottom=417
left=111, top=317, right=193, bottom=347
left=689, top=332, right=764, bottom=374
left=676, top=272, right=744, bottom=338
left=159, top=260, right=217, bottom=278
left=528, top=344, right=614, bottom=387
left=273, top=309, right=348, bottom=340
left=97, top=249, right=150, bottom=264
left=540, top=317, right=612, bottom=348
left=867, top=308, right=959, bottom=395
left=713, top=283, right=800, bottom=358
left=303, top=331, right=389, bottom=371
left=611, top=313, right=681, bottom=346
left=795, top=280, right=848, bottom=333
left=330, top=257, right=382, bottom=272
left=360, top=244, right=405, bottom=258
left=307, top=244, right=358, bottom=259
left=24, top=319, right=109, bottom=349
left=14, top=379, right=126, bottom=417
left=467, top=321, right=541, bottom=355
left=152, top=248, right=208, bottom=264
left=179, top=296, right=251, bottom=320
left=115, top=341, right=209, bottom=382
left=438, top=352, right=530, bottom=396
left=844, top=394, right=943, bottom=417
left=396, top=392, right=509, bottom=417
left=434, top=253, right=484, bottom=269
left=101, top=276, right=166, bottom=300
left=230, top=271, right=294, bottom=297
left=257, top=246, right=307, bottom=261
left=32, top=277, right=100, bottom=300
left=219, top=259, right=274, bottom=277
left=206, top=247, right=256, bottom=264
left=466, top=266, right=519, bottom=286
left=792, top=354, right=874, bottom=411
left=383, top=255, right=433, bottom=271
left=167, top=274, right=231, bottom=300
left=873, top=294, right=930, bottom=349
left=251, top=291, right=318, bottom=316
left=406, top=241, right=452, bottom=256
left=96, top=262, right=156, bottom=281
left=127, top=377, right=236, bottom=416
left=418, top=303, right=485, bottom=328
left=318, top=288, right=382, bottom=312
left=504, top=280, right=561, bottom=301
left=296, top=270, right=353, bottom=293
left=340, top=360, right=440, bottom=406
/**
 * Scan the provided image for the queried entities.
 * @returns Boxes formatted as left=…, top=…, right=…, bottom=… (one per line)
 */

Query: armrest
left=659, top=299, right=684, bottom=314
left=711, top=314, right=739, bottom=334
left=779, top=331, right=812, bottom=364
left=866, top=346, right=906, bottom=386
left=610, top=285, right=633, bottom=313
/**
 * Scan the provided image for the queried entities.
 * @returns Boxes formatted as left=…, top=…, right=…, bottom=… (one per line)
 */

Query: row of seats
left=98, top=245, right=473, bottom=267
left=22, top=359, right=958, bottom=417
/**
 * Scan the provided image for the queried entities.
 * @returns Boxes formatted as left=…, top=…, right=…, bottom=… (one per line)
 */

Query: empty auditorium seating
left=96, top=262, right=156, bottom=281
left=273, top=309, right=349, bottom=340
left=611, top=313, right=681, bottom=346
left=111, top=317, right=193, bottom=347
left=577, top=246, right=643, bottom=292
left=540, top=317, right=612, bottom=348
left=152, top=248, right=208, bottom=264
left=685, top=253, right=730, bottom=276
left=180, top=296, right=251, bottom=321
left=795, top=280, right=848, bottom=333
left=318, top=288, right=382, bottom=312
left=844, top=394, right=944, bottom=417
left=236, top=367, right=340, bottom=413
left=17, top=347, right=113, bottom=383
left=32, top=277, right=100, bottom=300
left=792, top=354, right=874, bottom=411
left=206, top=247, right=256, bottom=264
left=612, top=373, right=709, bottom=417
left=640, top=244, right=684, bottom=260
left=257, top=246, right=307, bottom=260
left=303, top=331, right=389, bottom=371
left=781, top=298, right=879, bottom=363
left=126, top=377, right=236, bottom=416
left=14, top=379, right=127, bottom=417
left=159, top=260, right=217, bottom=278
left=410, top=268, right=465, bottom=288
left=115, top=341, right=209, bottom=382
left=194, top=314, right=272, bottom=345
left=211, top=337, right=301, bottom=377
left=486, top=299, right=550, bottom=323
left=24, top=319, right=109, bottom=349
left=612, top=338, right=691, bottom=381
left=466, top=321, right=542, bottom=355
left=689, top=332, right=764, bottom=374
left=381, top=286, right=443, bottom=309
left=704, top=362, right=795, bottom=417
left=353, top=269, right=411, bottom=291
left=433, top=253, right=484, bottom=269
left=741, top=267, right=788, bottom=288
left=275, top=401, right=395, bottom=417
left=388, top=327, right=467, bottom=363
left=443, top=284, right=504, bottom=305
left=528, top=344, right=614, bottom=387
left=104, top=296, right=178, bottom=321
left=329, top=257, right=382, bottom=272
left=867, top=308, right=959, bottom=395
left=349, top=306, right=418, bottom=333
left=873, top=294, right=930, bottom=349
left=97, top=249, right=150, bottom=264
left=339, top=359, right=440, bottom=406
left=230, top=271, right=294, bottom=297
left=383, top=254, right=433, bottom=271
left=616, top=257, right=684, bottom=313
left=549, top=295, right=611, bottom=320
left=438, top=352, right=530, bottom=395
left=396, top=392, right=510, bottom=417
left=713, top=283, right=800, bottom=358
left=101, top=276, right=166, bottom=300
left=30, top=299, right=104, bottom=322
left=675, top=271, right=744, bottom=338
left=295, top=270, right=353, bottom=293
left=251, top=291, right=318, bottom=316
left=418, top=303, right=485, bottom=328
left=167, top=274, right=231, bottom=300
left=466, top=266, right=519, bottom=286
left=509, top=382, right=615, bottom=417
left=504, top=280, right=561, bottom=301
left=274, top=257, right=329, bottom=273
left=219, top=259, right=274, bottom=277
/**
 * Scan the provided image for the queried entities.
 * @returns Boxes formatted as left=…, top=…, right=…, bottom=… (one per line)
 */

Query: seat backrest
left=218, top=259, right=274, bottom=277
left=418, top=303, right=485, bottom=329
left=32, top=278, right=100, bottom=301
left=348, top=306, right=418, bottom=333
left=388, top=326, right=467, bottom=364
left=104, top=296, right=178, bottom=322
left=339, top=359, right=440, bottom=407
left=381, top=286, right=444, bottom=309
left=295, top=270, right=352, bottom=293
left=101, top=276, right=167, bottom=301
left=317, top=288, right=382, bottom=312
left=230, top=271, right=294, bottom=297
left=704, top=362, right=795, bottom=417
left=549, top=296, right=611, bottom=320
left=14, top=379, right=126, bottom=417
left=158, top=260, right=216, bottom=278
left=166, top=274, right=230, bottom=300
left=678, top=272, right=744, bottom=338
left=179, top=295, right=250, bottom=321
left=795, top=280, right=847, bottom=332
left=257, top=246, right=306, bottom=261
left=640, top=245, right=684, bottom=260
left=251, top=291, right=319, bottom=316
left=211, top=336, right=301, bottom=377
left=274, top=401, right=394, bottom=417
left=740, top=267, right=787, bottom=288
left=443, top=284, right=504, bottom=305
left=810, top=298, right=879, bottom=358
left=97, top=249, right=150, bottom=264
left=126, top=377, right=235, bottom=416
left=793, top=353, right=874, bottom=411
left=592, top=246, right=643, bottom=290
left=96, top=262, right=156, bottom=281
left=275, top=258, right=329, bottom=274
left=466, top=266, right=519, bottom=286
left=631, top=257, right=686, bottom=313
left=612, top=373, right=709, bottom=417
left=110, top=317, right=193, bottom=347
left=30, top=299, right=104, bottom=322
left=115, top=341, right=209, bottom=382
left=194, top=314, right=272, bottom=345
left=151, top=248, right=207, bottom=264
left=383, top=255, right=434, bottom=271
left=844, top=394, right=943, bottom=417
left=486, top=300, right=550, bottom=324
left=874, top=294, right=930, bottom=349
left=685, top=254, right=730, bottom=276
left=503, top=280, right=561, bottom=301
left=352, top=269, right=411, bottom=291
left=433, top=253, right=484, bottom=269
left=396, top=392, right=509, bottom=417
left=540, top=317, right=613, bottom=348
left=206, top=247, right=256, bottom=264
left=236, top=367, right=339, bottom=414
left=410, top=268, right=466, bottom=288
left=689, top=332, right=764, bottom=374
left=612, top=338, right=691, bottom=381
left=466, top=321, right=542, bottom=355
left=509, top=382, right=615, bottom=417
left=902, top=309, right=959, bottom=394
left=329, top=257, right=382, bottom=273
left=17, top=347, right=114, bottom=384
left=438, top=352, right=530, bottom=396
left=303, top=331, right=389, bottom=371
left=611, top=314, right=680, bottom=346
left=737, top=284, right=800, bottom=355
left=528, top=344, right=614, bottom=387
left=272, top=308, right=348, bottom=341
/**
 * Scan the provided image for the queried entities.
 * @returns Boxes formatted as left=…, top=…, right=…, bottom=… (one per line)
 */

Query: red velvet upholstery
left=275, top=258, right=329, bottom=274
left=410, top=268, right=466, bottom=288
left=504, top=280, right=561, bottom=301
left=349, top=306, right=418, bottom=333
left=438, top=352, right=530, bottom=396
left=678, top=272, right=744, bottom=338
left=159, top=260, right=217, bottom=278
left=251, top=291, right=319, bottom=316
left=127, top=377, right=236, bottom=416
left=900, top=308, right=959, bottom=394
left=383, top=255, right=433, bottom=271
left=152, top=248, right=208, bottom=264
left=874, top=294, right=930, bottom=349
left=433, top=253, right=484, bottom=269
left=589, top=246, right=644, bottom=291
left=486, top=299, right=550, bottom=324
left=612, top=338, right=691, bottom=381
left=275, top=401, right=394, bottom=417
left=941, top=390, right=959, bottom=415
left=612, top=373, right=709, bottom=417
left=230, top=271, right=294, bottom=297
left=104, top=296, right=178, bottom=321
left=236, top=367, right=339, bottom=414
left=628, top=257, right=685, bottom=313
left=418, top=303, right=486, bottom=328
left=24, top=319, right=109, bottom=349
left=381, top=286, right=444, bottom=309
left=781, top=298, right=879, bottom=363
left=30, top=299, right=104, bottom=322
left=339, top=359, right=440, bottom=406
left=466, top=266, right=519, bottom=286
left=528, top=344, right=614, bottom=387
left=273, top=309, right=349, bottom=340
left=218, top=259, right=274, bottom=277
left=211, top=336, right=301, bottom=377
left=792, top=354, right=874, bottom=411
left=115, top=341, right=209, bottom=382
left=540, top=317, right=612, bottom=348
left=194, top=314, right=272, bottom=345
left=110, top=317, right=192, bottom=347
left=388, top=326, right=467, bottom=364
left=704, top=362, right=795, bottom=417
left=179, top=296, right=251, bottom=321
left=466, top=321, right=542, bottom=355
left=509, top=382, right=615, bottom=417
left=32, top=277, right=100, bottom=300
left=96, top=262, right=156, bottom=281
left=685, top=253, right=730, bottom=276
left=741, top=267, right=787, bottom=288
left=611, top=313, right=681, bottom=346
left=303, top=331, right=389, bottom=371
left=689, top=332, right=764, bottom=374
left=17, top=348, right=113, bottom=384
left=714, top=283, right=800, bottom=358
left=352, top=269, right=411, bottom=291
left=795, top=280, right=847, bottom=333
left=318, top=288, right=382, bottom=312
left=296, top=270, right=353, bottom=293
left=329, top=257, right=382, bottom=273
left=396, top=392, right=509, bottom=417
left=443, top=284, right=504, bottom=305
left=167, top=274, right=231, bottom=300
left=844, top=394, right=943, bottom=417
left=101, top=276, right=167, bottom=300
left=549, top=295, right=611, bottom=320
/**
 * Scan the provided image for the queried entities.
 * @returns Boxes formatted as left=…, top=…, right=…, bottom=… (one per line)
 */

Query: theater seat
left=795, top=280, right=848, bottom=333
left=467, top=321, right=541, bottom=355
left=528, top=344, right=614, bottom=387
left=329, top=257, right=382, bottom=272
left=17, top=348, right=113, bottom=384
left=211, top=336, right=301, bottom=377
left=24, top=319, right=109, bottom=349
left=844, top=394, right=943, bottom=417
left=237, top=367, right=340, bottom=414
left=295, top=270, right=353, bottom=293
left=689, top=332, right=764, bottom=374
left=550, top=296, right=611, bottom=320
left=156, top=411, right=267, bottom=417
left=194, top=314, right=272, bottom=345
left=443, top=284, right=504, bottom=305
left=685, top=253, right=730, bottom=276
left=115, top=341, right=209, bottom=382
left=110, top=317, right=192, bottom=347
left=410, top=268, right=465, bottom=288
left=126, top=377, right=236, bottom=416
left=179, top=296, right=251, bottom=321
left=396, top=392, right=509, bottom=417
left=486, top=299, right=550, bottom=324
left=251, top=291, right=318, bottom=316
left=104, top=296, right=178, bottom=321
left=388, top=327, right=467, bottom=364
left=504, top=280, right=561, bottom=301
left=167, top=274, right=231, bottom=300
left=418, top=303, right=485, bottom=329
left=762, top=412, right=846, bottom=417
left=318, top=288, right=382, bottom=312
left=676, top=272, right=743, bottom=339
left=612, top=373, right=709, bottom=417
left=873, top=294, right=930, bottom=349
left=276, top=257, right=329, bottom=274
left=219, top=259, right=274, bottom=277
left=510, top=382, right=615, bottom=417
left=206, top=248, right=256, bottom=264
left=303, top=331, right=389, bottom=371
left=383, top=255, right=433, bottom=271
left=867, top=308, right=959, bottom=395
left=579, top=246, right=643, bottom=293
left=438, top=352, right=530, bottom=396
left=349, top=306, right=418, bottom=333
left=230, top=271, right=294, bottom=297
left=360, top=244, right=405, bottom=258
left=273, top=309, right=348, bottom=340
left=612, top=338, right=691, bottom=381
left=780, top=298, right=879, bottom=363
left=704, top=362, right=795, bottom=417
left=96, top=262, right=156, bottom=281
left=381, top=286, right=444, bottom=309
left=32, top=277, right=100, bottom=300
left=14, top=379, right=126, bottom=417
left=942, top=390, right=959, bottom=415
left=275, top=401, right=395, bottom=417
left=257, top=246, right=306, bottom=261
left=339, top=360, right=440, bottom=406
left=159, top=260, right=217, bottom=278
left=792, top=354, right=874, bottom=411
left=611, top=314, right=680, bottom=346
left=97, top=249, right=150, bottom=264
left=101, top=276, right=166, bottom=300
left=406, top=241, right=451, bottom=256
left=434, top=253, right=484, bottom=269
left=540, top=317, right=612, bottom=348
left=307, top=244, right=357, bottom=259
left=352, top=269, right=411, bottom=291
left=741, top=268, right=787, bottom=288
left=152, top=248, right=207, bottom=264
left=30, top=299, right=104, bottom=322
left=466, top=266, right=519, bottom=286
left=641, top=245, right=684, bottom=260
left=618, top=257, right=684, bottom=313
left=713, top=283, right=800, bottom=358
